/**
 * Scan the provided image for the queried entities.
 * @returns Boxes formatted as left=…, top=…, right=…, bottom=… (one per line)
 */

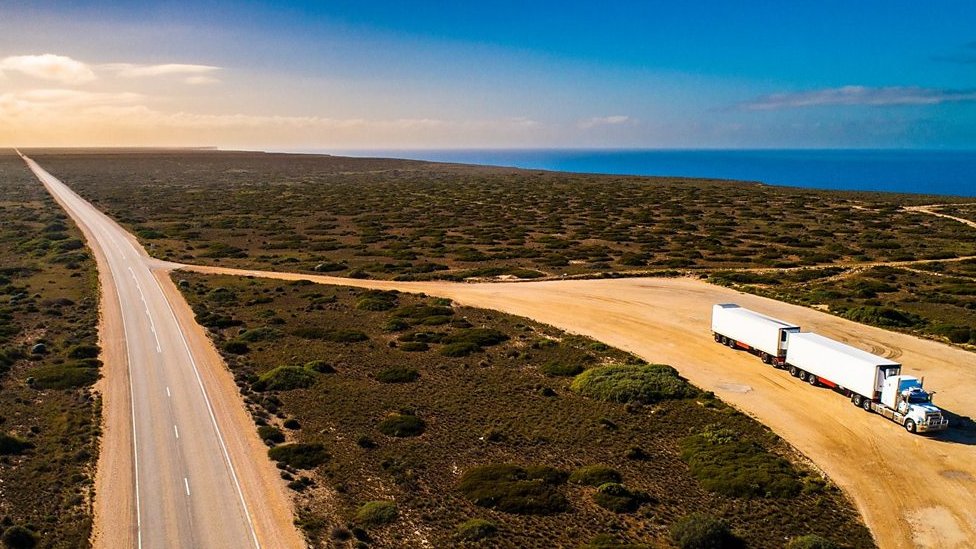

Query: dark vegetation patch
left=455, top=518, right=497, bottom=541
left=252, top=366, right=317, bottom=391
left=267, top=443, right=329, bottom=469
left=680, top=427, right=802, bottom=499
left=458, top=464, right=569, bottom=515
left=355, top=501, right=398, bottom=526
left=376, top=413, right=426, bottom=438
left=670, top=513, right=742, bottom=549
left=175, top=271, right=874, bottom=548
left=0, top=154, right=100, bottom=546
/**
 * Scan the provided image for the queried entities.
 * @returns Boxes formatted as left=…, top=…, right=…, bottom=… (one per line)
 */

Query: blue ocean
left=321, top=149, right=976, bottom=198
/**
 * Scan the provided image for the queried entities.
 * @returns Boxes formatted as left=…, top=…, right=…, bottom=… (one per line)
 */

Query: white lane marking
left=174, top=425, right=180, bottom=439
left=184, top=477, right=191, bottom=496
left=166, top=386, right=171, bottom=397
left=23, top=154, right=144, bottom=548
left=147, top=273, right=262, bottom=549
left=128, top=267, right=163, bottom=353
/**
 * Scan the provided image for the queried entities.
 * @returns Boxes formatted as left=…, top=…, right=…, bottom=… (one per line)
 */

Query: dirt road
left=182, top=264, right=976, bottom=549
left=21, top=155, right=304, bottom=549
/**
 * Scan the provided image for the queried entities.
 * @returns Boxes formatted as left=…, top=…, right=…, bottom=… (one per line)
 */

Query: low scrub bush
left=592, top=482, right=643, bottom=513
left=304, top=360, right=336, bottom=373
left=377, top=413, right=426, bottom=437
left=569, top=465, right=622, bottom=486
left=455, top=519, right=497, bottom=541
left=440, top=342, right=481, bottom=357
left=356, top=290, right=399, bottom=311
left=257, top=425, right=285, bottom=444
left=398, top=341, right=429, bottom=352
left=458, top=463, right=569, bottom=515
left=375, top=366, right=419, bottom=383
left=0, top=433, right=33, bottom=455
left=291, top=327, right=369, bottom=343
left=268, top=443, right=329, bottom=469
left=680, top=427, right=801, bottom=498
left=30, top=364, right=99, bottom=389
left=670, top=513, right=739, bottom=549
left=442, top=328, right=508, bottom=347
left=570, top=364, right=697, bottom=404
left=1, top=525, right=39, bottom=549
left=355, top=501, right=398, bottom=526
left=253, top=366, right=316, bottom=391
left=66, top=343, right=100, bottom=359
left=222, top=340, right=249, bottom=354
left=840, top=305, right=924, bottom=329
left=238, top=326, right=281, bottom=342
left=541, top=362, right=584, bottom=377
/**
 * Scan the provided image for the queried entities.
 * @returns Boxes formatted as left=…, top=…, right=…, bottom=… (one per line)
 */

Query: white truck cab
left=878, top=375, right=949, bottom=433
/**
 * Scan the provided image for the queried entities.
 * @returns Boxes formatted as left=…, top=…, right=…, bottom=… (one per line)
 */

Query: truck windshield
left=907, top=392, right=930, bottom=404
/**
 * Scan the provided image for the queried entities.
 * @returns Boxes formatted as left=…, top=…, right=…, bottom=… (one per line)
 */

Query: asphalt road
left=19, top=153, right=301, bottom=549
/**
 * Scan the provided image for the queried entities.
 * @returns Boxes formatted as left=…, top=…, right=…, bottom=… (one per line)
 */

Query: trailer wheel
left=862, top=398, right=873, bottom=412
left=726, top=338, right=736, bottom=348
left=851, top=394, right=862, bottom=407
left=761, top=353, right=771, bottom=364
left=788, top=365, right=798, bottom=377
left=905, top=419, right=917, bottom=434
left=807, top=374, right=819, bottom=387
left=714, top=333, right=722, bottom=343
left=797, top=370, right=807, bottom=382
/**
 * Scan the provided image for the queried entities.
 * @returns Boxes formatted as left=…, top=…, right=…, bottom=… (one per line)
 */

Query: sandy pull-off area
left=184, top=264, right=976, bottom=549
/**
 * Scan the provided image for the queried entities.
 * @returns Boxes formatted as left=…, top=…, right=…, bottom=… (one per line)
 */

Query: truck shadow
left=931, top=409, right=976, bottom=445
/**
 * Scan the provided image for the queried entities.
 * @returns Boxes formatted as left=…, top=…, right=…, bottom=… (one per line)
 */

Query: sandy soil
left=904, top=205, right=976, bottom=230
left=182, top=264, right=976, bottom=549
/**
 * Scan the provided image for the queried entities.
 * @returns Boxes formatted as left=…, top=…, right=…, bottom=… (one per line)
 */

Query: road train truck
left=711, top=303, right=800, bottom=366
left=712, top=303, right=949, bottom=434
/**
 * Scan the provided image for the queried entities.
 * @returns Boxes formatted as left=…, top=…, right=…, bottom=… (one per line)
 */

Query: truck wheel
left=714, top=333, right=721, bottom=343
left=726, top=338, right=736, bottom=348
left=862, top=398, right=873, bottom=412
left=851, top=394, right=863, bottom=407
left=788, top=365, right=798, bottom=377
left=761, top=353, right=771, bottom=364
left=807, top=374, right=819, bottom=387
left=797, top=370, right=807, bottom=382
left=905, top=419, right=917, bottom=434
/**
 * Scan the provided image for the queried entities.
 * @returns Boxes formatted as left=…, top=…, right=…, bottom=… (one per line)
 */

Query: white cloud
left=578, top=115, right=633, bottom=129
left=101, top=63, right=221, bottom=84
left=740, top=85, right=976, bottom=110
left=0, top=54, right=96, bottom=84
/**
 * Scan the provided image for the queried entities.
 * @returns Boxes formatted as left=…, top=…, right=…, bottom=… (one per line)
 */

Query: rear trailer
left=711, top=304, right=800, bottom=365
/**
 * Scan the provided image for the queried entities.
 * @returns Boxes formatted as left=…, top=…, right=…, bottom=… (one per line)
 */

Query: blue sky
left=1, top=1, right=974, bottom=148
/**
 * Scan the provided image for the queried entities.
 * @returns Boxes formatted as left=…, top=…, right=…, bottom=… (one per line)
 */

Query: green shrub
left=455, top=519, right=497, bottom=541
left=355, top=500, right=398, bottom=526
left=222, top=340, right=250, bottom=354
left=458, top=463, right=568, bottom=515
left=680, top=428, right=801, bottom=498
left=569, top=465, right=621, bottom=486
left=0, top=433, right=33, bottom=455
left=375, top=366, right=419, bottom=383
left=592, top=482, right=642, bottom=513
left=1, top=525, right=38, bottom=549
left=257, top=425, right=284, bottom=443
left=291, top=327, right=369, bottom=343
left=30, top=364, right=99, bottom=389
left=442, top=328, right=508, bottom=347
left=66, top=343, right=100, bottom=359
left=356, top=290, right=399, bottom=311
left=570, top=364, right=697, bottom=404
left=391, top=305, right=454, bottom=321
left=841, top=305, right=924, bottom=328
left=399, top=341, right=429, bottom=352
left=440, top=342, right=481, bottom=357
left=786, top=535, right=839, bottom=549
left=268, top=443, right=328, bottom=469
left=304, top=360, right=336, bottom=373
left=238, top=326, right=281, bottom=342
left=377, top=413, right=426, bottom=437
left=541, top=362, right=584, bottom=377
left=670, top=513, right=739, bottom=549
left=253, top=366, right=316, bottom=391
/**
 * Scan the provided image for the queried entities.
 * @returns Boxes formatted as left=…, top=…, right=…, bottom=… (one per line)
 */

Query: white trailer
left=784, top=332, right=948, bottom=433
left=711, top=304, right=800, bottom=365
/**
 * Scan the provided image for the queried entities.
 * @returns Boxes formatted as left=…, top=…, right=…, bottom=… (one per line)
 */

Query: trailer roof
left=715, top=303, right=799, bottom=329
left=791, top=332, right=901, bottom=366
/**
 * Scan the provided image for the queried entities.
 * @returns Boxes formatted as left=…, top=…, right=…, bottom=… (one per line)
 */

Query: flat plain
left=29, top=150, right=976, bottom=348
left=0, top=153, right=101, bottom=547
